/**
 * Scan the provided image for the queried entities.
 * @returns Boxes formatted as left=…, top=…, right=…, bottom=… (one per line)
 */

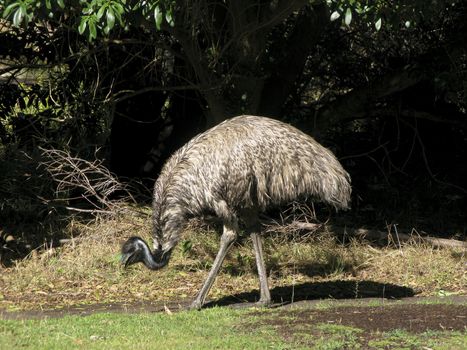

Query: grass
left=367, top=329, right=467, bottom=350
left=0, top=308, right=283, bottom=350
left=1, top=207, right=466, bottom=350
left=0, top=207, right=465, bottom=310
left=311, top=323, right=363, bottom=349
left=1, top=308, right=465, bottom=350
left=310, top=324, right=467, bottom=350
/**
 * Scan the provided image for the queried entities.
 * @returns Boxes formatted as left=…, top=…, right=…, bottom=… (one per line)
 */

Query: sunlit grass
left=1, top=307, right=465, bottom=350
left=0, top=308, right=284, bottom=350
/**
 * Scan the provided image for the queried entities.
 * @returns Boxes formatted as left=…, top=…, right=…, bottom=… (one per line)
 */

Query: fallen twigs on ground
left=347, top=226, right=467, bottom=250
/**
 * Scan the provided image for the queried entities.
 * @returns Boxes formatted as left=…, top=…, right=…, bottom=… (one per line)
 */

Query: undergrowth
left=0, top=208, right=465, bottom=311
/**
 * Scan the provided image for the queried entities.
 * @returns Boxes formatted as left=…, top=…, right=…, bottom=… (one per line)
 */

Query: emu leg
left=251, top=232, right=272, bottom=306
left=190, top=223, right=237, bottom=310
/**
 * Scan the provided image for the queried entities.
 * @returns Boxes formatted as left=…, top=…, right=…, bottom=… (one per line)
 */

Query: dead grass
left=0, top=207, right=465, bottom=310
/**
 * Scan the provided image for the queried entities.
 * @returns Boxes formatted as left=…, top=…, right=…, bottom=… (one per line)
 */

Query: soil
left=251, top=298, right=467, bottom=348
left=261, top=301, right=467, bottom=333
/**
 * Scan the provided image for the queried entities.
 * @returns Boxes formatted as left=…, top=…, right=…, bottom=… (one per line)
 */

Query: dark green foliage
left=0, top=0, right=466, bottom=268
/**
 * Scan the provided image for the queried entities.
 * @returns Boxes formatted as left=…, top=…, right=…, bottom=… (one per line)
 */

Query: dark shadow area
left=205, top=280, right=415, bottom=308
left=221, top=256, right=360, bottom=279
left=332, top=112, right=467, bottom=237
left=1, top=221, right=78, bottom=268
left=0, top=149, right=71, bottom=267
left=285, top=262, right=357, bottom=279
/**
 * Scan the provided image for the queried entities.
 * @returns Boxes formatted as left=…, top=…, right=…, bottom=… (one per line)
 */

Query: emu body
left=121, top=115, right=351, bottom=309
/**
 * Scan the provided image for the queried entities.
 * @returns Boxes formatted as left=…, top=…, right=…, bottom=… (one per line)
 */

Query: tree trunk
left=258, top=4, right=328, bottom=117
left=171, top=0, right=316, bottom=125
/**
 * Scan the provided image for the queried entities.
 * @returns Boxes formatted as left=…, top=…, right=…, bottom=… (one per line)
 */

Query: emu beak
left=121, top=252, right=135, bottom=268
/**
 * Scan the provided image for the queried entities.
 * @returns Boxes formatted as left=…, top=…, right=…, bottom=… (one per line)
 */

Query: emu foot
left=254, top=298, right=272, bottom=308
left=189, top=299, right=203, bottom=310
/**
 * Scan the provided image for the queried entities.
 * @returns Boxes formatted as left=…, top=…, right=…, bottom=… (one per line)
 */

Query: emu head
left=121, top=236, right=171, bottom=270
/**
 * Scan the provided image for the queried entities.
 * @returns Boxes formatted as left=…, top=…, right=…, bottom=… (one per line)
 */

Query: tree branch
left=259, top=3, right=328, bottom=116
left=258, top=0, right=311, bottom=32
left=343, top=226, right=467, bottom=251
left=311, top=65, right=425, bottom=134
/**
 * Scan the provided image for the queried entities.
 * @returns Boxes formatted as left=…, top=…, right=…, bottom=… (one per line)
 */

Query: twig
left=39, top=147, right=148, bottom=216
left=393, top=224, right=403, bottom=253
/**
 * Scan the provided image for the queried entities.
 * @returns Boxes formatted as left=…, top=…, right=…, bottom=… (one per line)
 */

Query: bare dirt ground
left=254, top=297, right=467, bottom=348
left=265, top=298, right=467, bottom=333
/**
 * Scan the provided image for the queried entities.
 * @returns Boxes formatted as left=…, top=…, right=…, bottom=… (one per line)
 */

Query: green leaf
left=112, top=2, right=124, bottom=15
left=57, top=0, right=65, bottom=9
left=12, top=6, right=25, bottom=26
left=109, top=3, right=124, bottom=26
left=181, top=240, right=193, bottom=256
left=78, top=18, right=87, bottom=34
left=97, top=5, right=106, bottom=20
left=154, top=5, right=163, bottom=30
left=45, top=0, right=52, bottom=10
left=82, top=7, right=93, bottom=15
left=344, top=8, right=352, bottom=26
left=375, top=17, right=382, bottom=31
left=2, top=3, right=20, bottom=19
left=88, top=19, right=97, bottom=40
left=165, top=9, right=173, bottom=27
left=330, top=10, right=340, bottom=22
left=106, top=7, right=115, bottom=30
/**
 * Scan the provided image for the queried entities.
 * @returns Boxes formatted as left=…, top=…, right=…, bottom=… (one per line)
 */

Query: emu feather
left=121, top=115, right=351, bottom=309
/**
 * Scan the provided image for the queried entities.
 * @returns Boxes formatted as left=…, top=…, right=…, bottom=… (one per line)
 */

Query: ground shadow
left=0, top=221, right=74, bottom=268
left=206, top=280, right=415, bottom=308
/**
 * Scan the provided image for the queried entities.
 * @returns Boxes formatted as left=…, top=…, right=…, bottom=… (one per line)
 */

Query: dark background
left=0, top=1, right=465, bottom=264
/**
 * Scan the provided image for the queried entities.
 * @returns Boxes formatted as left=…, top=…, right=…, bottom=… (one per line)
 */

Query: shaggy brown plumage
left=122, top=115, right=351, bottom=309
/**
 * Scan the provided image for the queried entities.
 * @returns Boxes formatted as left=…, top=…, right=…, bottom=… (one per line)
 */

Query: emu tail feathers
left=323, top=170, right=351, bottom=210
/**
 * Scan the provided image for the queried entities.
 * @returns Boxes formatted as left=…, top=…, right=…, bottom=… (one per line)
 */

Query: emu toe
left=189, top=299, right=204, bottom=311
left=255, top=298, right=272, bottom=308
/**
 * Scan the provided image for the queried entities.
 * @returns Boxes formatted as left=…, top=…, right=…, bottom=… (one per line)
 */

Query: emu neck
left=143, top=248, right=172, bottom=270
left=155, top=204, right=189, bottom=253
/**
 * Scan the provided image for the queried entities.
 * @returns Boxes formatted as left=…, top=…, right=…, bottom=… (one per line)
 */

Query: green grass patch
left=0, top=308, right=285, bottom=350
left=311, top=323, right=363, bottom=349
left=2, top=306, right=466, bottom=350
left=368, top=329, right=467, bottom=350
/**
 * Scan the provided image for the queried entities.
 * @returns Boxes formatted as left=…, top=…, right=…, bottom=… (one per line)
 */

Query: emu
left=121, top=115, right=351, bottom=309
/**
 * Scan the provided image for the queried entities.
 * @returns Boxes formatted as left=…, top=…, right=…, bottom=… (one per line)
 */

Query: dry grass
left=0, top=207, right=465, bottom=310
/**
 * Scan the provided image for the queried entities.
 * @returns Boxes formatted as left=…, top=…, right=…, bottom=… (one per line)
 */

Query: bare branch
left=312, top=66, right=425, bottom=134
left=339, top=226, right=467, bottom=251
left=39, top=147, right=148, bottom=216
